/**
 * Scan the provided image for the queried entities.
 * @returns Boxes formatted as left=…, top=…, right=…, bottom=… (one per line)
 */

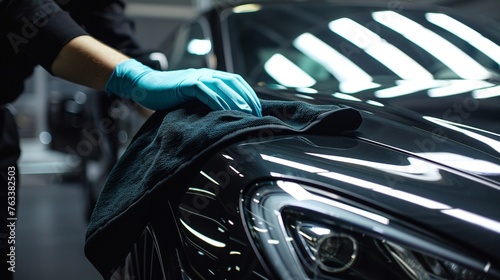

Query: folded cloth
left=84, top=99, right=362, bottom=278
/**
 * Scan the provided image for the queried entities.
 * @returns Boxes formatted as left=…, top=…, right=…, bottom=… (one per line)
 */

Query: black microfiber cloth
left=84, top=99, right=362, bottom=278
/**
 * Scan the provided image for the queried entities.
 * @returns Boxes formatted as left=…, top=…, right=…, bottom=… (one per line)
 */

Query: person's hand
left=105, top=59, right=262, bottom=117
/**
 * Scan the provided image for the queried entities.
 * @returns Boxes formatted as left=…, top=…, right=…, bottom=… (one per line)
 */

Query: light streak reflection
left=264, top=53, right=316, bottom=88
left=307, top=152, right=442, bottom=181
left=473, top=85, right=500, bottom=99
left=426, top=13, right=500, bottom=64
left=329, top=17, right=433, bottom=80
left=200, top=170, right=220, bottom=185
left=423, top=116, right=500, bottom=153
left=372, top=11, right=491, bottom=80
left=375, top=80, right=447, bottom=98
left=277, top=180, right=390, bottom=224
left=180, top=219, right=226, bottom=248
left=427, top=80, right=493, bottom=97
left=293, top=32, right=372, bottom=83
left=442, top=209, right=500, bottom=234
left=263, top=155, right=500, bottom=232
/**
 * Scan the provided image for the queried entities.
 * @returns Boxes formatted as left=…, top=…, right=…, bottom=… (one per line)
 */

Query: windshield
left=226, top=3, right=500, bottom=92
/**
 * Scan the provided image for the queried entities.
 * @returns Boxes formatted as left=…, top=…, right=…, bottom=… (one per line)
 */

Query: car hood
left=234, top=131, right=500, bottom=261
left=248, top=82, right=500, bottom=259
left=257, top=78, right=500, bottom=131
left=256, top=80, right=500, bottom=182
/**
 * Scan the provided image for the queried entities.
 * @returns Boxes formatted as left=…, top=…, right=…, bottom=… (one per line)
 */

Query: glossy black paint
left=160, top=118, right=500, bottom=278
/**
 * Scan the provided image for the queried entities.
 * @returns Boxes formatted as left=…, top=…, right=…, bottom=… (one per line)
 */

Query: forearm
left=51, top=35, right=129, bottom=91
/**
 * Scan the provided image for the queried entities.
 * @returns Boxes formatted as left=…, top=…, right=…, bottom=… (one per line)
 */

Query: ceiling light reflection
left=261, top=154, right=328, bottom=173
left=264, top=155, right=448, bottom=209
left=294, top=93, right=315, bottom=100
left=263, top=153, right=500, bottom=234
left=339, top=81, right=380, bottom=93
left=423, top=116, right=500, bottom=153
left=318, top=172, right=450, bottom=210
left=263, top=153, right=499, bottom=227
left=277, top=180, right=389, bottom=224
left=366, top=100, right=384, bottom=107
left=296, top=87, right=318, bottom=94
left=270, top=172, right=285, bottom=177
left=264, top=54, right=316, bottom=88
left=427, top=80, right=493, bottom=97
left=373, top=188, right=451, bottom=209
left=375, top=80, right=447, bottom=98
left=416, top=152, right=500, bottom=175
left=332, top=92, right=362, bottom=101
left=473, top=86, right=500, bottom=99
left=307, top=153, right=442, bottom=181
left=329, top=18, right=432, bottom=80
left=426, top=13, right=500, bottom=64
left=442, top=209, right=500, bottom=234
left=293, top=32, right=373, bottom=83
left=373, top=11, right=491, bottom=80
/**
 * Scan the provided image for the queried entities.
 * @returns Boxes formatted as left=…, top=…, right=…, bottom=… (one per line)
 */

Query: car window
left=162, top=20, right=211, bottom=70
left=226, top=4, right=500, bottom=90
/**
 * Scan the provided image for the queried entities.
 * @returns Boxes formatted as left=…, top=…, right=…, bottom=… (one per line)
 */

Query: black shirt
left=0, top=0, right=142, bottom=104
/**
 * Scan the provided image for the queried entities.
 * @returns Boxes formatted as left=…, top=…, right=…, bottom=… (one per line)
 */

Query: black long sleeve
left=70, top=0, right=143, bottom=57
left=0, top=0, right=88, bottom=72
left=0, top=0, right=142, bottom=104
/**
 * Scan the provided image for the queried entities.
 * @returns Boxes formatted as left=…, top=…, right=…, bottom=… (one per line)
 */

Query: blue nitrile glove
left=105, top=59, right=262, bottom=117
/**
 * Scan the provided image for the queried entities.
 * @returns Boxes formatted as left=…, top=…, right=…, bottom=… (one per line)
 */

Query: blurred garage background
left=10, top=0, right=500, bottom=279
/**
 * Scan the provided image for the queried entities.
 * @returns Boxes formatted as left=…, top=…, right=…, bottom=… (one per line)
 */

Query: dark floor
left=15, top=167, right=101, bottom=279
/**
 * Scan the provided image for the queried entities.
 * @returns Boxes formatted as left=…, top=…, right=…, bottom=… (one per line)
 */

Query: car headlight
left=242, top=180, right=498, bottom=279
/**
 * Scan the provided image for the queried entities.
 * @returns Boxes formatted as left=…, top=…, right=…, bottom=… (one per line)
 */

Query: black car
left=84, top=1, right=500, bottom=279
